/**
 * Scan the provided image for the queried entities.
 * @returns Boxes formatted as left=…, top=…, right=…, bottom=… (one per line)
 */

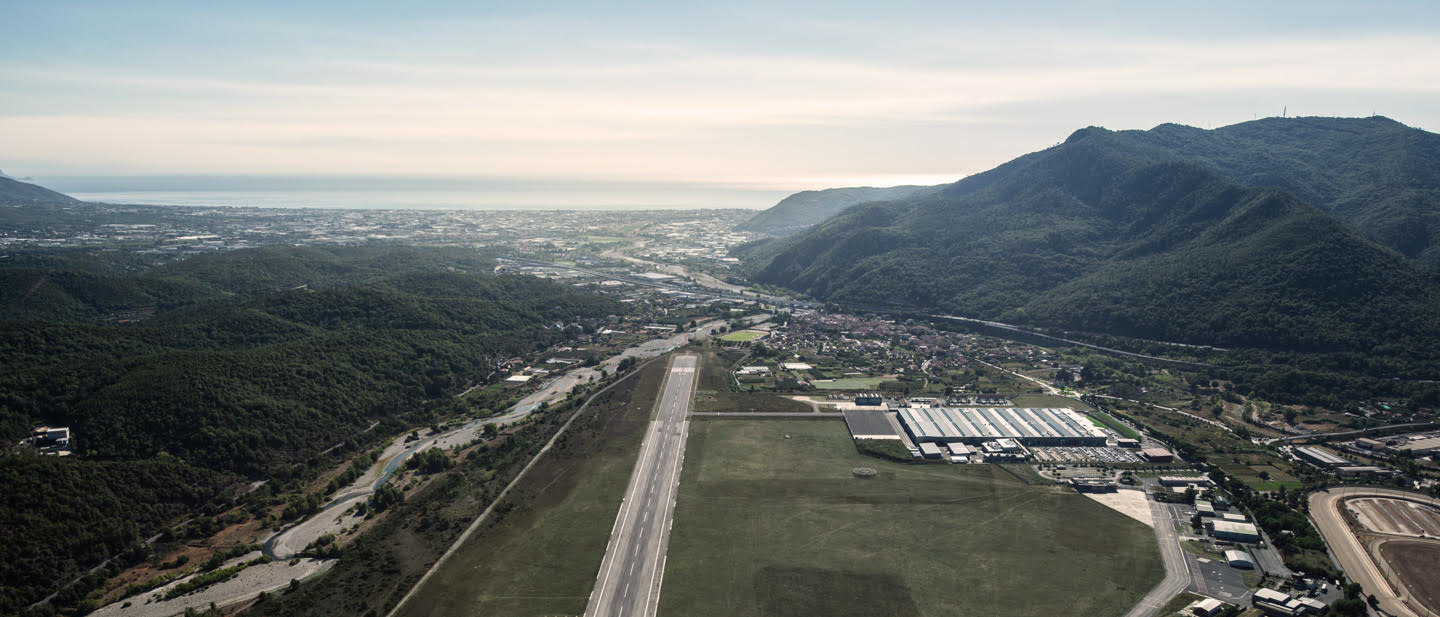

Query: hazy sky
left=4, top=1, right=1439, bottom=190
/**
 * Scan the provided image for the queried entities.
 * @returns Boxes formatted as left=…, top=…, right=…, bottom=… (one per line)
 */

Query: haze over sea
left=42, top=175, right=791, bottom=211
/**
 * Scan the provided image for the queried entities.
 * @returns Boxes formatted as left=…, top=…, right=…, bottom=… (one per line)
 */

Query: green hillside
left=1115, top=116, right=1440, bottom=265
left=735, top=185, right=935, bottom=236
left=0, top=246, right=622, bottom=615
left=740, top=122, right=1440, bottom=356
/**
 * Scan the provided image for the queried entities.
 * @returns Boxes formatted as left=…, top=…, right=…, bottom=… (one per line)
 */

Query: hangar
left=895, top=407, right=1108, bottom=446
left=1211, top=520, right=1261, bottom=543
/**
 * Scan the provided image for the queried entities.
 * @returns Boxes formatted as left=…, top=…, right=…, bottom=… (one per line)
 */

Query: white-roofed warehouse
left=895, top=407, right=1108, bottom=446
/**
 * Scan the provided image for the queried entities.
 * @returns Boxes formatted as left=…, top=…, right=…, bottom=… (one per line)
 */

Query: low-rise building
left=1141, top=447, right=1174, bottom=462
left=1191, top=597, right=1226, bottom=617
left=1211, top=520, right=1261, bottom=543
left=1294, top=446, right=1352, bottom=469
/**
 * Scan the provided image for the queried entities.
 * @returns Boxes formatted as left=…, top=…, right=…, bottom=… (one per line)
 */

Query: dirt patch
left=1378, top=540, right=1440, bottom=616
left=1349, top=498, right=1440, bottom=537
left=1082, top=489, right=1155, bottom=528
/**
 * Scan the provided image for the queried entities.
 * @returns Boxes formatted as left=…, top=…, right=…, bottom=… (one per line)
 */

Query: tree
left=482, top=423, right=498, bottom=438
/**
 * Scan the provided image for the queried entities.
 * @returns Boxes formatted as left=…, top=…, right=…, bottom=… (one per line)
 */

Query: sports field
left=720, top=330, right=766, bottom=342
left=811, top=376, right=895, bottom=390
left=658, top=420, right=1162, bottom=617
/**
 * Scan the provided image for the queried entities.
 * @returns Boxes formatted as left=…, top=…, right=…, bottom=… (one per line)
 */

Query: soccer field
left=658, top=420, right=1162, bottom=617
left=811, top=376, right=894, bottom=390
left=720, top=330, right=766, bottom=342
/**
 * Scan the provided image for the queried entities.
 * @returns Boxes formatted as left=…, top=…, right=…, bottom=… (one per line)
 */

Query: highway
left=1121, top=500, right=1192, bottom=617
left=584, top=354, right=698, bottom=617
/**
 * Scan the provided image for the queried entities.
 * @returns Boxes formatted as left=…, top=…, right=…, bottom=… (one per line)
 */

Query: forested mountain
left=735, top=185, right=934, bottom=235
left=1110, top=116, right=1440, bottom=265
left=739, top=119, right=1440, bottom=356
left=0, top=245, right=502, bottom=322
left=0, top=176, right=79, bottom=205
left=0, top=246, right=622, bottom=613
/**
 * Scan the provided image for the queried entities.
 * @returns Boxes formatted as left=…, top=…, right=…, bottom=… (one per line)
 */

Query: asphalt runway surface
left=584, top=354, right=698, bottom=617
left=1121, top=501, right=1191, bottom=617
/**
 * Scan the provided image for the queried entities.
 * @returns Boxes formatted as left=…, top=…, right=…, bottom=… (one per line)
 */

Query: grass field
left=392, top=359, right=670, bottom=617
left=1088, top=410, right=1141, bottom=440
left=659, top=420, right=1163, bottom=617
left=720, top=330, right=767, bottom=342
left=811, top=377, right=895, bottom=390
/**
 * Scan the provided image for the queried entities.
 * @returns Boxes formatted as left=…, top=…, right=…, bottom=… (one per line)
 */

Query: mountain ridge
left=738, top=117, right=1440, bottom=356
left=735, top=185, right=935, bottom=235
left=0, top=175, right=80, bottom=205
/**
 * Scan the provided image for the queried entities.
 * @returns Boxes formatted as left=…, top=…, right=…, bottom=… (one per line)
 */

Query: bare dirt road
left=1309, top=487, right=1440, bottom=617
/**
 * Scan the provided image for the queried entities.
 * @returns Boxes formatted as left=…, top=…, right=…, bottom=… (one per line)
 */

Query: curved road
left=1309, top=487, right=1440, bottom=617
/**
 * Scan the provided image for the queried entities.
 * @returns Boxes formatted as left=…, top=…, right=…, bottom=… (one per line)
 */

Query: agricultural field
left=659, top=420, right=1162, bottom=617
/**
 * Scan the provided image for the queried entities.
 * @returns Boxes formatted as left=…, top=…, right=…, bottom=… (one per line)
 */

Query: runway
left=584, top=354, right=698, bottom=617
left=1120, top=500, right=1191, bottom=617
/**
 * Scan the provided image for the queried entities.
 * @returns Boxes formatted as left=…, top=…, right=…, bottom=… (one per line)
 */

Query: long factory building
left=896, top=407, right=1108, bottom=446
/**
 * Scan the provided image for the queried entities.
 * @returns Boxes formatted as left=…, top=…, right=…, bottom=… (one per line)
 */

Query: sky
left=3, top=1, right=1440, bottom=192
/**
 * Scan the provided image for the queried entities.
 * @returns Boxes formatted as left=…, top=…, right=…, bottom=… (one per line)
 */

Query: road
left=1122, top=500, right=1192, bottom=617
left=1309, top=487, right=1440, bottom=617
left=584, top=354, right=699, bottom=617
left=1266, top=421, right=1440, bottom=445
left=973, top=358, right=1060, bottom=395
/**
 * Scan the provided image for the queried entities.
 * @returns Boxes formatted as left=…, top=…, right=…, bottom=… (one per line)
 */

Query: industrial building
left=843, top=409, right=901, bottom=441
left=1294, top=446, right=1352, bottom=469
left=918, top=442, right=943, bottom=459
left=894, top=407, right=1108, bottom=446
left=1252, top=588, right=1328, bottom=616
left=1211, top=520, right=1261, bottom=543
left=1397, top=435, right=1440, bottom=457
left=1225, top=549, right=1255, bottom=569
left=1141, top=447, right=1174, bottom=462
left=854, top=393, right=885, bottom=407
left=1355, top=437, right=1385, bottom=451
left=946, top=443, right=973, bottom=463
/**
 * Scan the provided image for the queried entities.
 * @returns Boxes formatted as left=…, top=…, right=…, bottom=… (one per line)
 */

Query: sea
left=42, top=175, right=787, bottom=211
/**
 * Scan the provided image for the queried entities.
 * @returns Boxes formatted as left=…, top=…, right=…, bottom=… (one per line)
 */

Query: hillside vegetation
left=0, top=245, right=622, bottom=615
left=739, top=118, right=1440, bottom=357
left=736, top=185, right=934, bottom=236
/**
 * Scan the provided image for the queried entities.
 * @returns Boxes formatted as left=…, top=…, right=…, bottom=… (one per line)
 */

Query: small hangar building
left=1211, top=520, right=1261, bottom=543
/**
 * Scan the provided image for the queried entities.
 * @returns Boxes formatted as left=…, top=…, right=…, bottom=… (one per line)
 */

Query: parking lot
left=1032, top=446, right=1144, bottom=464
